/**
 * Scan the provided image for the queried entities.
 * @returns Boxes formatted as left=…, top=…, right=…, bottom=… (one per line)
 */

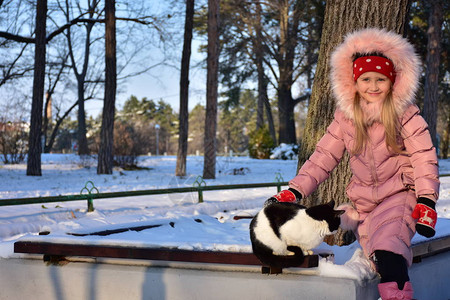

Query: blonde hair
left=352, top=91, right=403, bottom=155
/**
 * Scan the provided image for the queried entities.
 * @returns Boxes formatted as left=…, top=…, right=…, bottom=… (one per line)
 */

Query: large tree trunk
left=278, top=83, right=296, bottom=144
left=97, top=0, right=116, bottom=175
left=254, top=1, right=264, bottom=131
left=423, top=0, right=443, bottom=151
left=203, top=0, right=220, bottom=179
left=297, top=0, right=410, bottom=245
left=176, top=0, right=195, bottom=177
left=276, top=0, right=301, bottom=145
left=26, top=0, right=47, bottom=176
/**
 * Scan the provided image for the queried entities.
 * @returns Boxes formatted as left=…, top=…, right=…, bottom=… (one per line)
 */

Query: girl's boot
left=378, top=281, right=413, bottom=300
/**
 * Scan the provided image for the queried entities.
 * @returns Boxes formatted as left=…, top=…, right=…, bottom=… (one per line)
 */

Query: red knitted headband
left=353, top=56, right=396, bottom=83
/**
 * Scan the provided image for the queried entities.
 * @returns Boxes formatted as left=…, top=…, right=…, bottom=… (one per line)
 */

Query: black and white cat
left=249, top=200, right=344, bottom=268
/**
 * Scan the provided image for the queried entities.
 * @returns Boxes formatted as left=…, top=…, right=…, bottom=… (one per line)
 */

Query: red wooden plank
left=14, top=241, right=319, bottom=268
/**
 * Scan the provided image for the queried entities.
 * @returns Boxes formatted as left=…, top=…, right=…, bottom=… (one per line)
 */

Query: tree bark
left=97, top=0, right=116, bottom=175
left=203, top=0, right=220, bottom=179
left=276, top=0, right=302, bottom=145
left=254, top=1, right=264, bottom=130
left=26, top=0, right=47, bottom=176
left=176, top=0, right=195, bottom=177
left=297, top=0, right=410, bottom=245
left=423, top=0, right=443, bottom=151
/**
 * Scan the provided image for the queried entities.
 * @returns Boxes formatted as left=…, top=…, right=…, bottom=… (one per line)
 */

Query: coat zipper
left=367, top=138, right=379, bottom=201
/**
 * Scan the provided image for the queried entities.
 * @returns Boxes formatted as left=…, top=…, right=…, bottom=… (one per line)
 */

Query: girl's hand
left=263, top=188, right=302, bottom=207
left=412, top=197, right=437, bottom=238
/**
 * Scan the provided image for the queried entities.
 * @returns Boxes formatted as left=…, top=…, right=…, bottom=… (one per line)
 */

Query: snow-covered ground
left=0, top=154, right=449, bottom=283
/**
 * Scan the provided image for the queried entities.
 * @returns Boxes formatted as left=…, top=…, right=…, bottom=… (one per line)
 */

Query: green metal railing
left=0, top=174, right=288, bottom=212
left=4, top=172, right=448, bottom=213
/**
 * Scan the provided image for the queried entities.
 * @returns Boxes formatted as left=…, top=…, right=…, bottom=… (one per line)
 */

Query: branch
left=0, top=18, right=104, bottom=44
left=292, top=92, right=311, bottom=106
left=0, top=32, right=34, bottom=43
left=47, top=18, right=104, bottom=42
left=117, top=61, right=166, bottom=80
left=0, top=43, right=32, bottom=86
left=116, top=16, right=158, bottom=26
left=2, top=16, right=158, bottom=45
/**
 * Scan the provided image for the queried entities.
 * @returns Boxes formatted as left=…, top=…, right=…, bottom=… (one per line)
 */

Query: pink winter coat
left=288, top=28, right=440, bottom=265
left=289, top=105, right=439, bottom=265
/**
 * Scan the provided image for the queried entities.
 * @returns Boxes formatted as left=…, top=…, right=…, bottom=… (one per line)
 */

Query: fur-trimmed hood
left=330, top=28, right=420, bottom=120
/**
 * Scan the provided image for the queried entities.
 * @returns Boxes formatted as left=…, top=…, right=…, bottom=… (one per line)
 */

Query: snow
left=1, top=154, right=449, bottom=283
left=270, top=143, right=299, bottom=160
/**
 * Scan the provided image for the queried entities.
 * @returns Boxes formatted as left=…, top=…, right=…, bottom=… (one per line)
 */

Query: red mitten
left=264, top=188, right=302, bottom=207
left=412, top=197, right=437, bottom=238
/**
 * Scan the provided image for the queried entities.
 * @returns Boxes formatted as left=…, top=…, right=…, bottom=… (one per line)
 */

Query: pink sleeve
left=289, top=115, right=346, bottom=197
left=401, top=106, right=440, bottom=202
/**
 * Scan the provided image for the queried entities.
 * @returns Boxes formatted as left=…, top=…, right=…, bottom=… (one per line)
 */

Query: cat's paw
left=273, top=250, right=295, bottom=256
left=302, top=249, right=313, bottom=256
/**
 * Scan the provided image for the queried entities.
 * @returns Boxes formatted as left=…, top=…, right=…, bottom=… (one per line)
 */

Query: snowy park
left=0, top=154, right=449, bottom=299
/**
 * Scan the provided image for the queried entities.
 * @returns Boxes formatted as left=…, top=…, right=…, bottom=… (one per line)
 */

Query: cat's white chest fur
left=253, top=209, right=331, bottom=256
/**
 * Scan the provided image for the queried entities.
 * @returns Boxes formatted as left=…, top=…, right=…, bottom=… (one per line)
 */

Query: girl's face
left=355, top=72, right=392, bottom=103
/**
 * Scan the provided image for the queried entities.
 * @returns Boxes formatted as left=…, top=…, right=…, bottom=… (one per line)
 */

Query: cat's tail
left=254, top=245, right=305, bottom=269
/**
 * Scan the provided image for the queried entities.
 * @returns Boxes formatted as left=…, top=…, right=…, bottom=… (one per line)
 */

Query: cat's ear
left=326, top=200, right=335, bottom=208
left=335, top=209, right=345, bottom=217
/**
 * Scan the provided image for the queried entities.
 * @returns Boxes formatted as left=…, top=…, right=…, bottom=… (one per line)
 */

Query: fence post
left=193, top=176, right=206, bottom=203
left=80, top=181, right=99, bottom=212
left=275, top=173, right=284, bottom=193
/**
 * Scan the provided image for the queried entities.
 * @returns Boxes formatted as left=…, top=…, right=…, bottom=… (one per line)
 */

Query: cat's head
left=306, top=200, right=345, bottom=233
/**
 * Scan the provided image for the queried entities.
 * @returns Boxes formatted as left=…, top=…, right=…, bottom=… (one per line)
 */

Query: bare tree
left=251, top=0, right=277, bottom=143
left=231, top=0, right=322, bottom=145
left=203, top=0, right=220, bottom=179
left=0, top=43, right=34, bottom=87
left=1, top=1, right=170, bottom=167
left=423, top=0, right=443, bottom=150
left=273, top=0, right=304, bottom=144
left=176, top=0, right=195, bottom=177
left=42, top=52, right=70, bottom=153
left=26, top=0, right=47, bottom=176
left=61, top=0, right=103, bottom=155
left=214, top=0, right=278, bottom=144
left=297, top=0, right=411, bottom=245
left=97, top=0, right=117, bottom=174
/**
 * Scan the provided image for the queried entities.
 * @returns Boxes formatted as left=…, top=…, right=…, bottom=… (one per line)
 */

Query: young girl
left=267, top=28, right=440, bottom=300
